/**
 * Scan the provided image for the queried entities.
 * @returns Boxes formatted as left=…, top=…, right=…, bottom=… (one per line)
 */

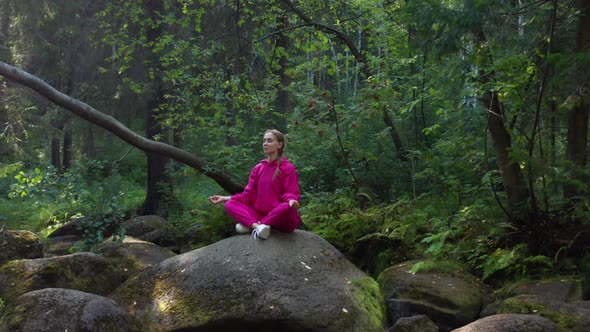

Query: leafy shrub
left=4, top=161, right=143, bottom=243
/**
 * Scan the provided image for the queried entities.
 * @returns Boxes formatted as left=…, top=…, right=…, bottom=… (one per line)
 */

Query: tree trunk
left=63, top=127, right=72, bottom=170
left=140, top=0, right=172, bottom=216
left=464, top=0, right=530, bottom=214
left=275, top=14, right=291, bottom=131
left=51, top=137, right=61, bottom=169
left=82, top=124, right=95, bottom=158
left=564, top=0, right=590, bottom=198
left=63, top=78, right=76, bottom=171
left=383, top=109, right=408, bottom=162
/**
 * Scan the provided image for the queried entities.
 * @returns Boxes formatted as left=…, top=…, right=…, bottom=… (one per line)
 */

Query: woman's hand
left=288, top=200, right=300, bottom=209
left=208, top=195, right=230, bottom=204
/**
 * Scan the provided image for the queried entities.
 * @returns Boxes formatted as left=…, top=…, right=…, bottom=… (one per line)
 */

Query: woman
left=208, top=129, right=301, bottom=239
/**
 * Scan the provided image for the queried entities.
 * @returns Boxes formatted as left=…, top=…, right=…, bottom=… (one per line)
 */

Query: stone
left=451, top=314, right=560, bottom=332
left=0, top=252, right=123, bottom=303
left=388, top=314, right=438, bottom=332
left=111, top=230, right=386, bottom=331
left=0, top=288, right=139, bottom=332
left=378, top=260, right=493, bottom=331
left=0, top=230, right=43, bottom=266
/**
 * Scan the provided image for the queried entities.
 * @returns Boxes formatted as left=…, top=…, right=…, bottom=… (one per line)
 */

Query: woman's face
left=263, top=132, right=283, bottom=157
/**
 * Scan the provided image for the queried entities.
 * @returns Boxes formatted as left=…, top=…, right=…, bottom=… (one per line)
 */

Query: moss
left=350, top=277, right=386, bottom=331
left=1, top=300, right=26, bottom=330
left=38, top=261, right=96, bottom=292
left=105, top=256, right=143, bottom=280
left=14, top=231, right=39, bottom=242
left=500, top=297, right=580, bottom=329
left=159, top=284, right=253, bottom=326
left=0, top=260, right=32, bottom=303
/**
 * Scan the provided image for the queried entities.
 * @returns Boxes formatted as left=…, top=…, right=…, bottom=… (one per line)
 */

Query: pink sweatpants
left=225, top=200, right=300, bottom=232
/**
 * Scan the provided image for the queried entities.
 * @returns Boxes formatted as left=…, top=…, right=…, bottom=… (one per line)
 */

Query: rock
left=48, top=216, right=120, bottom=239
left=378, top=260, right=493, bottom=331
left=177, top=223, right=212, bottom=252
left=95, top=236, right=176, bottom=279
left=0, top=252, right=123, bottom=303
left=122, top=215, right=170, bottom=238
left=47, top=218, right=85, bottom=238
left=451, top=314, right=561, bottom=332
left=111, top=230, right=386, bottom=331
left=493, top=294, right=590, bottom=331
left=0, top=288, right=139, bottom=332
left=122, top=215, right=179, bottom=250
left=137, top=228, right=178, bottom=248
left=388, top=314, right=438, bottom=332
left=502, top=277, right=588, bottom=303
left=44, top=235, right=81, bottom=256
left=347, top=233, right=416, bottom=277
left=0, top=230, right=43, bottom=266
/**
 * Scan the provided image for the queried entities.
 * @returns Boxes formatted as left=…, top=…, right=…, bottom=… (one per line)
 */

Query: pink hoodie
left=231, top=157, right=300, bottom=214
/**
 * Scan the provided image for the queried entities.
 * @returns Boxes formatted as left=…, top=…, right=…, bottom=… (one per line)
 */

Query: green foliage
left=409, top=260, right=466, bottom=275
left=2, top=161, right=143, bottom=242
left=168, top=171, right=231, bottom=238
left=477, top=244, right=553, bottom=281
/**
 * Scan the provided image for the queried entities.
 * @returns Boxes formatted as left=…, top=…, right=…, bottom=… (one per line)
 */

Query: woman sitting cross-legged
left=208, top=129, right=301, bottom=240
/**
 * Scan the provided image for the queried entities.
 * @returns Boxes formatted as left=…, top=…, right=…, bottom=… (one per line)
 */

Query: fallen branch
left=0, top=61, right=244, bottom=194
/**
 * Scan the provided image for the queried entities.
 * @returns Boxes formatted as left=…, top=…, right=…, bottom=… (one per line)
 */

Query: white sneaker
left=235, top=223, right=251, bottom=234
left=252, top=224, right=271, bottom=240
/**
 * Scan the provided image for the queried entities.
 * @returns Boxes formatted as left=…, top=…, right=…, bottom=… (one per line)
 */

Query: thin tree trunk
left=564, top=0, right=590, bottom=198
left=275, top=14, right=290, bottom=130
left=141, top=0, right=172, bottom=216
left=63, top=128, right=72, bottom=170
left=383, top=109, right=408, bottom=162
left=51, top=137, right=61, bottom=169
left=465, top=0, right=530, bottom=214
left=82, top=124, right=95, bottom=158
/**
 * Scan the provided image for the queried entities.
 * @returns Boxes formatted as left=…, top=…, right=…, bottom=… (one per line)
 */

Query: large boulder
left=0, top=230, right=43, bottom=266
left=378, top=260, right=493, bottom=331
left=0, top=252, right=123, bottom=303
left=451, top=314, right=560, bottom=332
left=0, top=288, right=139, bottom=332
left=111, top=230, right=386, bottom=331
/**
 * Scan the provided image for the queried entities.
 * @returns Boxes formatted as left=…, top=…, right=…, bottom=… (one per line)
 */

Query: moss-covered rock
left=95, top=236, right=176, bottom=280
left=347, top=233, right=417, bottom=277
left=378, top=260, right=493, bottom=331
left=452, top=314, right=563, bottom=332
left=498, top=276, right=589, bottom=303
left=0, top=252, right=124, bottom=304
left=111, top=230, right=386, bottom=331
left=0, top=230, right=43, bottom=266
left=494, top=294, right=590, bottom=331
left=0, top=288, right=140, bottom=332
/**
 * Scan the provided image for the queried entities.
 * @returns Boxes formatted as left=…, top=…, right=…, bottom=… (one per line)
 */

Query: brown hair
left=265, top=129, right=285, bottom=180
